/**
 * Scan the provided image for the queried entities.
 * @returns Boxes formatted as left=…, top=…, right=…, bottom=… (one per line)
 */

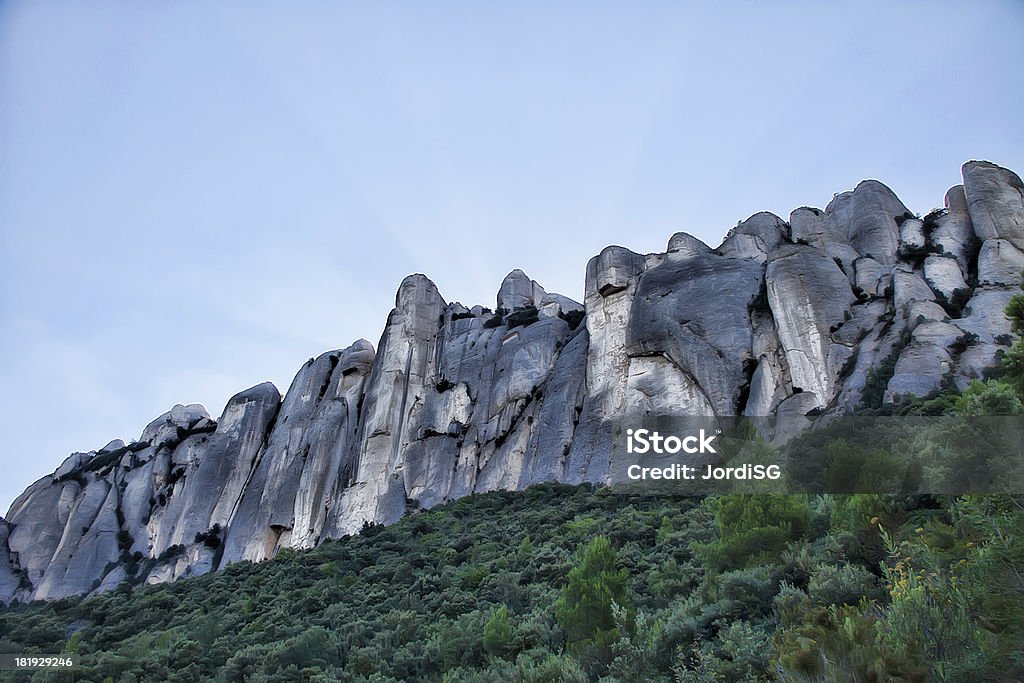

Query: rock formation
left=2, top=160, right=1022, bottom=603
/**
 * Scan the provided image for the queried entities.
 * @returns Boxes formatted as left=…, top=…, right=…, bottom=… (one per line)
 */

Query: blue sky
left=1, top=2, right=1022, bottom=513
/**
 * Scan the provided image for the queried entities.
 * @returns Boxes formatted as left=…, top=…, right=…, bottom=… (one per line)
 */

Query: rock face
left=963, top=161, right=1024, bottom=250
left=2, top=159, right=1021, bottom=603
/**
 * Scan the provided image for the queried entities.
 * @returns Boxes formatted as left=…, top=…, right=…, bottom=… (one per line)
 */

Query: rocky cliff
left=3, top=160, right=1022, bottom=603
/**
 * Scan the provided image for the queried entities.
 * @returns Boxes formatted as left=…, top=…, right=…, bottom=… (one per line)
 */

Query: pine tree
left=482, top=606, right=513, bottom=658
left=1001, top=285, right=1024, bottom=397
left=554, top=535, right=630, bottom=669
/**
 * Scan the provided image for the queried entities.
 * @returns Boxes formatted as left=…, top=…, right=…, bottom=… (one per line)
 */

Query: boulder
left=912, top=321, right=963, bottom=348
left=908, top=300, right=949, bottom=328
left=586, top=246, right=646, bottom=298
left=954, top=289, right=1015, bottom=344
left=497, top=269, right=546, bottom=310
left=962, top=161, right=1024, bottom=251
left=892, top=265, right=936, bottom=316
left=852, top=181, right=908, bottom=262
left=716, top=212, right=787, bottom=262
left=140, top=403, right=212, bottom=451
left=52, top=452, right=94, bottom=481
left=898, top=217, right=927, bottom=257
left=923, top=255, right=969, bottom=303
left=931, top=185, right=976, bottom=270
left=952, top=343, right=1003, bottom=390
left=978, top=239, right=1024, bottom=287
left=854, top=257, right=889, bottom=297
left=667, top=232, right=714, bottom=259
left=886, top=343, right=952, bottom=402
left=538, top=292, right=583, bottom=319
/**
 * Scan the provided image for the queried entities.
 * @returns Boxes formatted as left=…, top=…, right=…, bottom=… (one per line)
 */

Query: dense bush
left=2, top=478, right=1018, bottom=681
left=505, top=305, right=539, bottom=328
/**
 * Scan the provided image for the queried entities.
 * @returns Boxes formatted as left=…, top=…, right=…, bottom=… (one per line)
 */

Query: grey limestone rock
left=893, top=265, right=936, bottom=317
left=141, top=404, right=211, bottom=449
left=156, top=381, right=281, bottom=564
left=766, top=243, right=856, bottom=410
left=539, top=292, right=583, bottom=319
left=99, top=439, right=125, bottom=453
left=978, top=239, right=1024, bottom=287
left=931, top=185, right=976, bottom=271
left=30, top=477, right=119, bottom=600
left=789, top=206, right=841, bottom=248
left=588, top=245, right=646, bottom=298
left=899, top=218, right=927, bottom=257
left=6, top=159, right=1023, bottom=601
left=886, top=342, right=952, bottom=402
left=92, top=565, right=126, bottom=596
left=963, top=161, right=1024, bottom=251
left=716, top=212, right=787, bottom=263
left=952, top=343, right=1004, bottom=391
left=807, top=180, right=908, bottom=266
left=333, top=275, right=448, bottom=534
left=497, top=269, right=546, bottom=310
left=667, top=232, right=714, bottom=260
left=520, top=327, right=589, bottom=485
left=908, top=300, right=950, bottom=329
left=923, top=255, right=969, bottom=303
left=854, top=257, right=889, bottom=298
left=0, top=523, right=20, bottom=604
left=842, top=180, right=908, bottom=264
left=954, top=289, right=1015, bottom=344
left=53, top=452, right=94, bottom=481
left=628, top=248, right=763, bottom=415
left=6, top=478, right=75, bottom=593
left=912, top=321, right=964, bottom=349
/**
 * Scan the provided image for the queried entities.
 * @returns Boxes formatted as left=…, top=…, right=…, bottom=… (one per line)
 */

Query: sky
left=1, top=1, right=1022, bottom=514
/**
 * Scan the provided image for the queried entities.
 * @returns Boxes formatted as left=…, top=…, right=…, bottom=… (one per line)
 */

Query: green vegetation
left=2, top=293, right=1024, bottom=682
left=554, top=535, right=630, bottom=669
left=1, top=486, right=1020, bottom=681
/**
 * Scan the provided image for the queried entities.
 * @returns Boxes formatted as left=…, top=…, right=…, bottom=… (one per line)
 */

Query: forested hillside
left=1, top=483, right=1022, bottom=682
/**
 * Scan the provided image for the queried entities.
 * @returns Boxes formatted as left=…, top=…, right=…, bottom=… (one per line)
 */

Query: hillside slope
left=2, top=160, right=1024, bottom=602
left=1, top=479, right=1021, bottom=681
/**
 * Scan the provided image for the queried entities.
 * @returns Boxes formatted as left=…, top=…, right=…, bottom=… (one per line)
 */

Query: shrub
left=482, top=606, right=514, bottom=658
left=505, top=306, right=539, bottom=328
left=894, top=211, right=915, bottom=227
left=807, top=563, right=879, bottom=606
left=878, top=525, right=985, bottom=677
left=955, top=379, right=1023, bottom=415
left=558, top=309, right=585, bottom=331
left=695, top=495, right=813, bottom=571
